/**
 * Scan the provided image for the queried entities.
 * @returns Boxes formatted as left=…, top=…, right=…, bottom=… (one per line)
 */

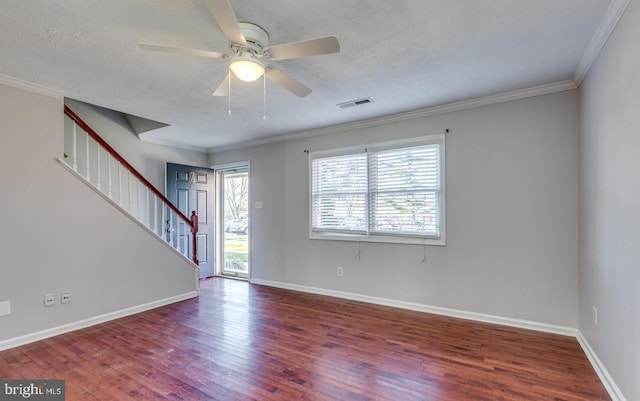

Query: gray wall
left=211, top=142, right=288, bottom=282
left=0, top=84, right=197, bottom=343
left=211, top=89, right=580, bottom=328
left=579, top=0, right=640, bottom=399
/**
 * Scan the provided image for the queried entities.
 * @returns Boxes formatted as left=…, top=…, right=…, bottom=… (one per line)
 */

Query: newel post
left=190, top=211, right=199, bottom=266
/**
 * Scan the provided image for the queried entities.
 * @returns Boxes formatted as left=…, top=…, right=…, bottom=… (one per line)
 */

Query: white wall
left=0, top=84, right=197, bottom=344
left=579, top=0, right=640, bottom=399
left=211, top=89, right=580, bottom=328
left=65, top=98, right=208, bottom=192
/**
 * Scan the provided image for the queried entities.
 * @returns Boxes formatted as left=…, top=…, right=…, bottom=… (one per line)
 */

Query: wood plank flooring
left=0, top=278, right=610, bottom=400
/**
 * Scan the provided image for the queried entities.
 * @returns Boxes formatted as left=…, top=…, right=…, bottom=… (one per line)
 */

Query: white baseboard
left=576, top=331, right=628, bottom=401
left=0, top=291, right=198, bottom=352
left=249, top=278, right=577, bottom=337
left=251, top=279, right=630, bottom=400
left=2, top=279, right=626, bottom=401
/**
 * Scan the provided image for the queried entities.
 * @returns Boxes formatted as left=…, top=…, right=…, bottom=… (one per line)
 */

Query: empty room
left=0, top=1, right=638, bottom=400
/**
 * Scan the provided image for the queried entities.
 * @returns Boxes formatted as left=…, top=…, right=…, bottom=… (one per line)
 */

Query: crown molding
left=0, top=73, right=64, bottom=98
left=573, top=0, right=631, bottom=85
left=208, top=80, right=577, bottom=153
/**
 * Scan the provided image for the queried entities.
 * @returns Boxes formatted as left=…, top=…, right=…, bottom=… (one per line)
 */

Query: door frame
left=212, top=161, right=251, bottom=280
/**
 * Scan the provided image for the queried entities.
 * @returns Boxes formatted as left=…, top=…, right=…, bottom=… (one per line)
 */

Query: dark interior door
left=166, top=163, right=215, bottom=278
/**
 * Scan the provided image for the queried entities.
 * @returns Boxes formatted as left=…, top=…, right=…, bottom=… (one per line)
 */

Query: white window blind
left=369, top=144, right=441, bottom=237
left=310, top=134, right=445, bottom=245
left=311, top=152, right=367, bottom=234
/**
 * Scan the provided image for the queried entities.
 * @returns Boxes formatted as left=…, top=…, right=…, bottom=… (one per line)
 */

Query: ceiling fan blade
left=139, top=43, right=227, bottom=59
left=265, top=67, right=312, bottom=98
left=267, top=36, right=340, bottom=61
left=204, top=0, right=246, bottom=46
left=212, top=74, right=230, bottom=96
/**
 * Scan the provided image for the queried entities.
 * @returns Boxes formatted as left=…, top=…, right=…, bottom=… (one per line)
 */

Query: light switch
left=255, top=201, right=263, bottom=209
left=0, top=301, right=10, bottom=317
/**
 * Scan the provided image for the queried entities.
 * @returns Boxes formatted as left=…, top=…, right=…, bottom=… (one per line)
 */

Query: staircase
left=58, top=105, right=199, bottom=266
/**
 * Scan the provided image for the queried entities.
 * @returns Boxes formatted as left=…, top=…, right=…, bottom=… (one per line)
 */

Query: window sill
left=309, top=232, right=446, bottom=246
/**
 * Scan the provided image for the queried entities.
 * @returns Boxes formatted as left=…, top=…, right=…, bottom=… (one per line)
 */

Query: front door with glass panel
left=217, top=166, right=249, bottom=278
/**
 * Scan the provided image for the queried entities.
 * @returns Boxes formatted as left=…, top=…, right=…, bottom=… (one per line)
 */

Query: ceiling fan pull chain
left=263, top=73, right=267, bottom=120
left=228, top=67, right=232, bottom=116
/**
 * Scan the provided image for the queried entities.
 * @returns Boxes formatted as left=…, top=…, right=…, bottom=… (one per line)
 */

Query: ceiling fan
left=139, top=0, right=340, bottom=98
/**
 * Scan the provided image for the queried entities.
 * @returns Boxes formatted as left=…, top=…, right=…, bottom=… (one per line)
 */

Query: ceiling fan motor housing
left=237, top=22, right=269, bottom=56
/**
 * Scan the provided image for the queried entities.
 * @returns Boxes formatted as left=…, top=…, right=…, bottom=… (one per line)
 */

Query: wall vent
left=337, top=97, right=373, bottom=109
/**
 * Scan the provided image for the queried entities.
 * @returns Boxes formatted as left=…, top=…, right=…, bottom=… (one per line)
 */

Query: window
left=310, top=134, right=445, bottom=245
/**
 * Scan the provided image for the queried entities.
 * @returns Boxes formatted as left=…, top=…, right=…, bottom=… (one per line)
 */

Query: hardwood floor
left=0, top=278, right=610, bottom=401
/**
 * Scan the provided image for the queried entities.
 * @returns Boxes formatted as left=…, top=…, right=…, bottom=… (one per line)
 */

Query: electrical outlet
left=44, top=294, right=55, bottom=307
left=61, top=292, right=71, bottom=304
left=593, top=306, right=598, bottom=326
left=337, top=266, right=343, bottom=277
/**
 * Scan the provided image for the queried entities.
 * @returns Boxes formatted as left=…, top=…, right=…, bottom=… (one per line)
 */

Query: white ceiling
left=0, top=0, right=612, bottom=151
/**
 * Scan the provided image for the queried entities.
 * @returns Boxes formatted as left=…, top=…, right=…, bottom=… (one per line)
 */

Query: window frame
left=308, top=134, right=446, bottom=246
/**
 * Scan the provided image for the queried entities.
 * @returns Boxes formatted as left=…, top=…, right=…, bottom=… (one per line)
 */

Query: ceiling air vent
left=337, top=97, right=373, bottom=109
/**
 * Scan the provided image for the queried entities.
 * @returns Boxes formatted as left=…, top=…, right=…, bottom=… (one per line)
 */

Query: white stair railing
left=60, top=105, right=199, bottom=265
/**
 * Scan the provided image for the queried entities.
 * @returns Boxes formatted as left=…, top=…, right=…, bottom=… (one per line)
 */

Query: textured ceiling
left=1, top=0, right=611, bottom=150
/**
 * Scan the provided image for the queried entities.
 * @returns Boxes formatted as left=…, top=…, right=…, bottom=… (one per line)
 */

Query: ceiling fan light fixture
left=229, top=57, right=264, bottom=82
